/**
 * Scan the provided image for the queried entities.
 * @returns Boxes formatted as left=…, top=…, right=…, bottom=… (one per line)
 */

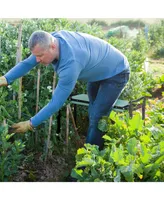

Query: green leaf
left=140, top=143, right=151, bottom=164
left=1, top=106, right=11, bottom=118
left=160, top=74, right=164, bottom=82
left=110, top=146, right=125, bottom=165
left=5, top=133, right=15, bottom=141
left=91, top=167, right=99, bottom=178
left=76, top=157, right=95, bottom=168
left=155, top=155, right=164, bottom=164
left=94, top=178, right=101, bottom=182
left=77, top=147, right=87, bottom=155
left=98, top=119, right=108, bottom=132
left=127, top=137, right=138, bottom=155
left=114, top=169, right=121, bottom=182
left=109, top=111, right=123, bottom=126
left=120, top=165, right=134, bottom=182
left=144, top=163, right=159, bottom=178
left=159, top=141, right=164, bottom=154
left=71, top=169, right=83, bottom=180
left=109, top=111, right=117, bottom=122
left=103, top=135, right=112, bottom=141
left=140, top=134, right=151, bottom=144
left=129, top=112, right=143, bottom=131
left=133, top=164, right=143, bottom=179
left=11, top=79, right=19, bottom=93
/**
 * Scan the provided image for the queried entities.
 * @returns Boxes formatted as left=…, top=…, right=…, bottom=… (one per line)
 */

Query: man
left=0, top=30, right=130, bottom=149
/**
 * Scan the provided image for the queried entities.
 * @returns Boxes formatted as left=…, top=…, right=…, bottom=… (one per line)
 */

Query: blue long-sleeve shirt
left=4, top=30, right=130, bottom=127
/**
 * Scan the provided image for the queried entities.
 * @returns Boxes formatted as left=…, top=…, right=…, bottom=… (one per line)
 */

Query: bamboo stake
left=45, top=72, right=56, bottom=162
left=66, top=104, right=70, bottom=153
left=36, top=68, right=41, bottom=114
left=16, top=24, right=22, bottom=120
left=35, top=67, right=41, bottom=145
left=67, top=104, right=80, bottom=139
left=3, top=119, right=6, bottom=126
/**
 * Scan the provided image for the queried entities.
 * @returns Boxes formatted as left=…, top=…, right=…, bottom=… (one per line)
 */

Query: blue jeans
left=86, top=69, right=130, bottom=149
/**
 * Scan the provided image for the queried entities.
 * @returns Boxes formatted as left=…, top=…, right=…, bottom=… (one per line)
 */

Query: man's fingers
left=9, top=120, right=31, bottom=133
left=15, top=128, right=24, bottom=133
left=11, top=123, right=21, bottom=129
left=10, top=125, right=23, bottom=133
left=11, top=128, right=23, bottom=133
left=8, top=127, right=16, bottom=133
left=9, top=127, right=18, bottom=133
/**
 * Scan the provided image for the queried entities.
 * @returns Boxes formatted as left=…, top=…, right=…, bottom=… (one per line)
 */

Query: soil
left=11, top=152, right=74, bottom=182
left=150, top=85, right=164, bottom=99
left=13, top=154, right=69, bottom=182
left=12, top=135, right=86, bottom=182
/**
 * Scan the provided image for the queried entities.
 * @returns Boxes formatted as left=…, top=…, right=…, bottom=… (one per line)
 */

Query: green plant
left=131, top=32, right=148, bottom=54
left=148, top=20, right=164, bottom=58
left=155, top=47, right=164, bottom=58
left=120, top=72, right=153, bottom=100
left=146, top=99, right=164, bottom=125
left=71, top=111, right=164, bottom=182
left=87, top=19, right=108, bottom=27
left=0, top=125, right=25, bottom=181
left=109, top=20, right=145, bottom=29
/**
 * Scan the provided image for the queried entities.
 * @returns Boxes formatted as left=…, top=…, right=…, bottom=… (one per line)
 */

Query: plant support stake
left=35, top=67, right=41, bottom=145
left=66, top=104, right=69, bottom=153
left=67, top=104, right=81, bottom=146
left=16, top=24, right=22, bottom=120
left=45, top=72, right=56, bottom=162
left=36, top=68, right=41, bottom=114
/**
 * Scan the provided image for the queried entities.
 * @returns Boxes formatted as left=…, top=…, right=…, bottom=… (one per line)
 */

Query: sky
left=0, top=0, right=164, bottom=18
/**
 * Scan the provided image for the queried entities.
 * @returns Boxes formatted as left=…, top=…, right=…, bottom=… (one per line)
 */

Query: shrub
left=71, top=111, right=164, bottom=182
left=0, top=125, right=25, bottom=181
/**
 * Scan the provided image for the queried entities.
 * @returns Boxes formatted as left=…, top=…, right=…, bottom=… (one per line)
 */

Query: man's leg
left=86, top=70, right=129, bottom=149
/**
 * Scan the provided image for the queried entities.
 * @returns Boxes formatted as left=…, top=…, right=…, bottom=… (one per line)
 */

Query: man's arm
left=4, top=54, right=38, bottom=84
left=30, top=60, right=82, bottom=127
left=10, top=60, right=83, bottom=133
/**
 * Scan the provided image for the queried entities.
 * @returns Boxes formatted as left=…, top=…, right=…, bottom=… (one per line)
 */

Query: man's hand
left=11, top=120, right=34, bottom=133
left=0, top=76, right=8, bottom=87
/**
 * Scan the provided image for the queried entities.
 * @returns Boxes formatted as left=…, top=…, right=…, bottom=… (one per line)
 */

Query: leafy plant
left=146, top=99, right=164, bottom=125
left=71, top=111, right=164, bottom=182
left=87, top=19, right=108, bottom=27
left=148, top=20, right=164, bottom=58
left=0, top=125, right=25, bottom=181
left=120, top=72, right=154, bottom=100
left=109, top=20, right=145, bottom=29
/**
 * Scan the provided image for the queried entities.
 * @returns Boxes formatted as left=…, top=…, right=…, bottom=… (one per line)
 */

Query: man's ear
left=51, top=43, right=56, bottom=50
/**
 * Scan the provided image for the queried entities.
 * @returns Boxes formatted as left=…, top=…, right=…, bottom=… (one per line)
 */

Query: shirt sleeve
left=4, top=54, right=38, bottom=84
left=30, top=60, right=82, bottom=127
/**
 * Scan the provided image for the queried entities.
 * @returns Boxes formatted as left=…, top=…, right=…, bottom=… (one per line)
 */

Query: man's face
left=32, top=43, right=56, bottom=66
